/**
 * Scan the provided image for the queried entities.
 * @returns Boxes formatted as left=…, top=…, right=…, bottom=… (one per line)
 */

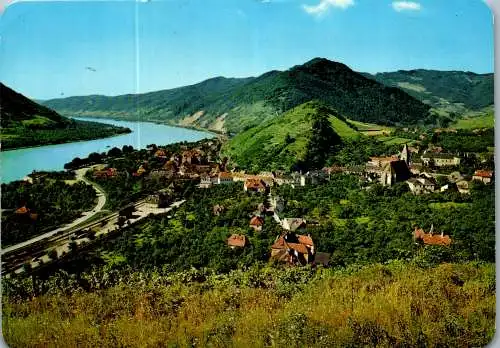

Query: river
left=0, top=117, right=214, bottom=183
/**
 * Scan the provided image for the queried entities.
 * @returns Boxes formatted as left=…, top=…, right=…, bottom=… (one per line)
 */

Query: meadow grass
left=3, top=261, right=495, bottom=347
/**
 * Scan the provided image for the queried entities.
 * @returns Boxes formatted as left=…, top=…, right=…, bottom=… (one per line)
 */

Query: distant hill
left=223, top=101, right=357, bottom=172
left=43, top=58, right=431, bottom=133
left=364, top=70, right=493, bottom=115
left=0, top=83, right=131, bottom=150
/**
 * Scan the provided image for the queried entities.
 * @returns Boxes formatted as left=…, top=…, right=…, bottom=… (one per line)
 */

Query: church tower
left=400, top=144, right=410, bottom=165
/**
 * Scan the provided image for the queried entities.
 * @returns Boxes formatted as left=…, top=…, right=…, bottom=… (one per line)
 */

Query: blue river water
left=0, top=117, right=213, bottom=183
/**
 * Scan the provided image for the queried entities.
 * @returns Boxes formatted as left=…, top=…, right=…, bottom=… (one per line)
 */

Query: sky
left=0, top=0, right=494, bottom=100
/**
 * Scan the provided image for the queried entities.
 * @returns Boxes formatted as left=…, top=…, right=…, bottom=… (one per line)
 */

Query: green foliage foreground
left=2, top=261, right=495, bottom=347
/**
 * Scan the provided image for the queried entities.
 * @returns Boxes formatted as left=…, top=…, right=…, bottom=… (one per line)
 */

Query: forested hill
left=364, top=70, right=493, bottom=112
left=1, top=83, right=70, bottom=128
left=223, top=101, right=353, bottom=172
left=43, top=58, right=431, bottom=133
left=0, top=83, right=131, bottom=150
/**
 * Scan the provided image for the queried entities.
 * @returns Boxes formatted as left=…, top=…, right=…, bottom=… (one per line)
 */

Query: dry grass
left=3, top=262, right=495, bottom=347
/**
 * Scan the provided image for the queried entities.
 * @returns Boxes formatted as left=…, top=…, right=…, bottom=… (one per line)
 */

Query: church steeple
left=400, top=144, right=410, bottom=165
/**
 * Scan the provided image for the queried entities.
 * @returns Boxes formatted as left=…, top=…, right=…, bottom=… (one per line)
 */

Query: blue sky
left=0, top=0, right=493, bottom=100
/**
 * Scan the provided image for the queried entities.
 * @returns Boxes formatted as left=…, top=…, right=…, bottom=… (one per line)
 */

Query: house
left=182, top=150, right=203, bottom=165
left=270, top=233, right=315, bottom=265
left=322, top=165, right=347, bottom=175
left=273, top=175, right=295, bottom=186
left=217, top=172, right=233, bottom=184
left=269, top=196, right=285, bottom=214
left=281, top=218, right=307, bottom=233
left=162, top=161, right=178, bottom=175
left=421, top=153, right=460, bottom=167
left=14, top=206, right=38, bottom=221
left=406, top=177, right=436, bottom=195
left=193, top=165, right=213, bottom=175
left=472, top=170, right=494, bottom=184
left=413, top=227, right=451, bottom=246
left=249, top=216, right=264, bottom=231
left=227, top=234, right=247, bottom=249
left=93, top=167, right=117, bottom=179
left=154, top=149, right=168, bottom=158
left=380, top=160, right=411, bottom=186
left=148, top=169, right=173, bottom=179
left=456, top=180, right=470, bottom=194
left=15, top=206, right=29, bottom=215
left=244, top=179, right=268, bottom=193
left=409, top=163, right=424, bottom=175
left=135, top=165, right=147, bottom=177
left=199, top=174, right=214, bottom=188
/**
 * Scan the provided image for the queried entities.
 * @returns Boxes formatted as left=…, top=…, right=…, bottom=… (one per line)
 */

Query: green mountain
left=0, top=83, right=131, bottom=150
left=223, top=101, right=357, bottom=172
left=364, top=70, right=494, bottom=115
left=43, top=58, right=431, bottom=133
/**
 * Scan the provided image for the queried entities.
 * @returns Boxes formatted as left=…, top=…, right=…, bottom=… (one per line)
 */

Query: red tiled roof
left=227, top=234, right=247, bottom=247
left=244, top=179, right=266, bottom=189
left=271, top=234, right=313, bottom=255
left=219, top=172, right=233, bottom=179
left=286, top=242, right=309, bottom=254
left=297, top=234, right=314, bottom=246
left=414, top=228, right=452, bottom=246
left=15, top=206, right=29, bottom=214
left=249, top=216, right=264, bottom=226
left=474, top=170, right=493, bottom=178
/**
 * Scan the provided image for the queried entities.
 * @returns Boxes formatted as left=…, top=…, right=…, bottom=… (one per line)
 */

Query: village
left=77, top=136, right=494, bottom=268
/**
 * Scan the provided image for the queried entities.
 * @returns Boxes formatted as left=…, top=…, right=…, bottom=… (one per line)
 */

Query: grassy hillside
left=451, top=107, right=494, bottom=130
left=2, top=261, right=495, bottom=347
left=366, top=70, right=493, bottom=115
left=43, top=58, right=431, bottom=133
left=0, top=83, right=131, bottom=150
left=224, top=101, right=357, bottom=172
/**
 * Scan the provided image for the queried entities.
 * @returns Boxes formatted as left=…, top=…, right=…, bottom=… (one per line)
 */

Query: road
left=1, top=166, right=107, bottom=255
left=4, top=199, right=186, bottom=275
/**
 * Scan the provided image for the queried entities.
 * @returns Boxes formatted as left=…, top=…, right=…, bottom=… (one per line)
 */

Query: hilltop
left=223, top=101, right=358, bottom=172
left=0, top=83, right=131, bottom=150
left=43, top=58, right=431, bottom=134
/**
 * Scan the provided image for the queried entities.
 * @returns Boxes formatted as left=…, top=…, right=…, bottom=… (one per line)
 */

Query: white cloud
left=303, top=0, right=355, bottom=16
left=392, top=1, right=421, bottom=12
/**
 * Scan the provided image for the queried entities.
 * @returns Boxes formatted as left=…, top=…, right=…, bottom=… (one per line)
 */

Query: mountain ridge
left=42, top=58, right=432, bottom=133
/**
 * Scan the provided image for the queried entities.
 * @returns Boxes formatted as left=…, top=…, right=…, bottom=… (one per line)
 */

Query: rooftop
left=474, top=170, right=493, bottom=178
left=227, top=234, right=247, bottom=248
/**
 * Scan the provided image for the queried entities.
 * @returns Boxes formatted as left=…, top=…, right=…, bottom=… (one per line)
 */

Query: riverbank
left=1, top=117, right=213, bottom=183
left=1, top=120, right=132, bottom=151
left=65, top=112, right=225, bottom=137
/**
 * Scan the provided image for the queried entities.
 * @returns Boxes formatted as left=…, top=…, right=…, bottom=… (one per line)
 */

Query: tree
left=88, top=152, right=102, bottom=163
left=107, top=147, right=122, bottom=157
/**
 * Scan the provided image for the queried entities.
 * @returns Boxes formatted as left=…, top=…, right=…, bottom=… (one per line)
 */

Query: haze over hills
left=43, top=58, right=432, bottom=134
left=0, top=83, right=131, bottom=150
